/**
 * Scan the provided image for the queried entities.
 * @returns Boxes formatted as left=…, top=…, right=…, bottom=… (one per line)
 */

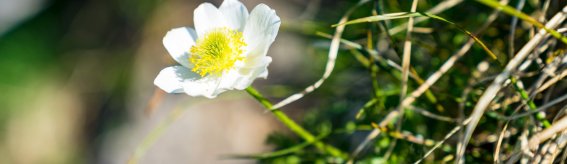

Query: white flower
left=154, top=0, right=281, bottom=98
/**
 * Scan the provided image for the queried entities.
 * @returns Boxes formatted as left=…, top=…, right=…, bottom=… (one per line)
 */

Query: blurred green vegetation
left=0, top=0, right=159, bottom=163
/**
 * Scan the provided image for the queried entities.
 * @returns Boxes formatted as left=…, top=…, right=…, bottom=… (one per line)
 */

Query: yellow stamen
left=189, top=27, right=246, bottom=76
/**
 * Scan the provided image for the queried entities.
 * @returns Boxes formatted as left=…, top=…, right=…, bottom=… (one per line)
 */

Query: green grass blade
left=477, top=0, right=567, bottom=44
left=225, top=133, right=330, bottom=159
left=332, top=12, right=421, bottom=27
left=333, top=12, right=498, bottom=60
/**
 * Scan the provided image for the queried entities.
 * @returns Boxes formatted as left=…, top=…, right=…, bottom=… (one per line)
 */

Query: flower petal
left=243, top=4, right=280, bottom=58
left=194, top=3, right=227, bottom=37
left=219, top=0, right=249, bottom=31
left=242, top=56, right=272, bottom=79
left=162, top=27, right=197, bottom=68
left=219, top=70, right=253, bottom=90
left=183, top=76, right=224, bottom=98
left=219, top=56, right=272, bottom=90
left=253, top=56, right=272, bottom=79
left=154, top=66, right=201, bottom=93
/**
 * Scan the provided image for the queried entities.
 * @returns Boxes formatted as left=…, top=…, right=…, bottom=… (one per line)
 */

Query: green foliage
left=250, top=0, right=567, bottom=163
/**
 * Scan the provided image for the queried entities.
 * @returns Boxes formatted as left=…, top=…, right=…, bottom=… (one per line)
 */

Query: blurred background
left=2, top=0, right=567, bottom=163
left=0, top=0, right=335, bottom=163
left=1, top=0, right=382, bottom=162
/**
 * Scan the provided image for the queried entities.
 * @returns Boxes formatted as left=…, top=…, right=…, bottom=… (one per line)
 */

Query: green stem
left=476, top=0, right=567, bottom=45
left=510, top=77, right=551, bottom=128
left=245, top=87, right=348, bottom=159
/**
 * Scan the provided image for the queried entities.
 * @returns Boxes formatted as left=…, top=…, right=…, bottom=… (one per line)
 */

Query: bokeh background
left=2, top=0, right=567, bottom=163
left=0, top=0, right=343, bottom=163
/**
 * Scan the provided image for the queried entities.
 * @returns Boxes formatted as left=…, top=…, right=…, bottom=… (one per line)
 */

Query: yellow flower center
left=189, top=28, right=246, bottom=77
